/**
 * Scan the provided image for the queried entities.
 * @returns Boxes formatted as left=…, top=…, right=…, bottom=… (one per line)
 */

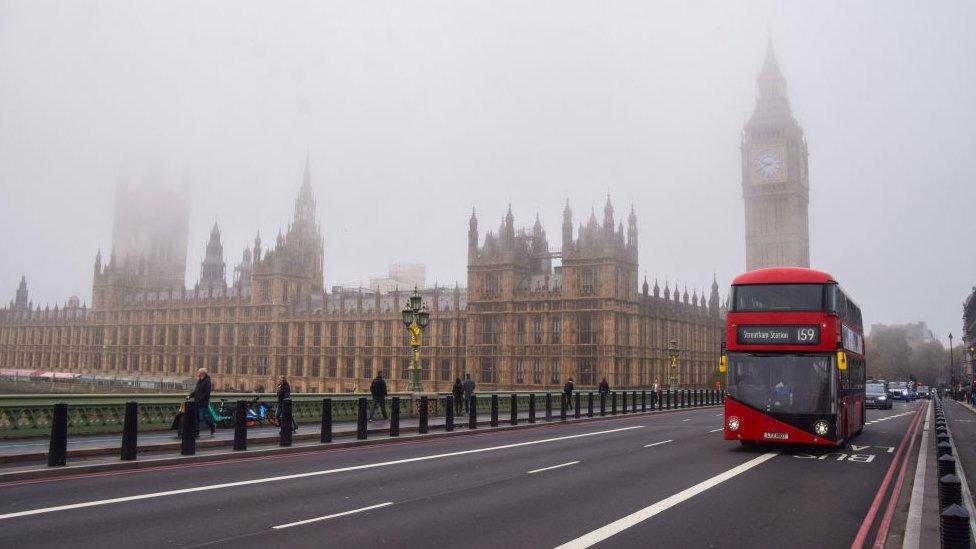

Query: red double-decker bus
left=722, top=267, right=865, bottom=447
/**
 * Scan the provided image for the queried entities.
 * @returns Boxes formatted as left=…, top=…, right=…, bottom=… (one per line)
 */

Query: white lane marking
left=681, top=419, right=691, bottom=422
left=643, top=440, right=673, bottom=448
left=555, top=452, right=779, bottom=548
left=528, top=461, right=580, bottom=474
left=903, top=404, right=931, bottom=549
left=708, top=428, right=724, bottom=433
left=714, top=414, right=722, bottom=417
left=0, top=425, right=644, bottom=521
left=272, top=502, right=394, bottom=530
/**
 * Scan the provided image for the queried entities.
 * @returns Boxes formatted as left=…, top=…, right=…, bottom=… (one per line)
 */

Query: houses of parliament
left=0, top=44, right=811, bottom=393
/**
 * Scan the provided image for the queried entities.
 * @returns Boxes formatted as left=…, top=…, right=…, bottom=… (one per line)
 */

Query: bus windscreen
left=726, top=353, right=833, bottom=415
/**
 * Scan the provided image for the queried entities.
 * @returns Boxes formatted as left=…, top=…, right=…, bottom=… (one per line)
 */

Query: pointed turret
left=94, top=250, right=102, bottom=276
left=14, top=275, right=28, bottom=310
left=253, top=232, right=262, bottom=261
left=627, top=204, right=638, bottom=249
left=562, top=199, right=573, bottom=252
left=653, top=277, right=660, bottom=298
left=709, top=273, right=721, bottom=316
left=468, top=207, right=479, bottom=263
left=603, top=195, right=614, bottom=231
left=642, top=276, right=649, bottom=296
left=197, top=221, right=227, bottom=292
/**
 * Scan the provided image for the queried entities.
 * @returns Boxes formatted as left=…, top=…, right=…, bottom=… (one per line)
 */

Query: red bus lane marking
left=850, top=406, right=924, bottom=549
left=871, top=405, right=925, bottom=549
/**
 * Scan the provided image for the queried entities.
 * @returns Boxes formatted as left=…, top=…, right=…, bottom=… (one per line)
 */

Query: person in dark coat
left=563, top=377, right=575, bottom=410
left=462, top=373, right=476, bottom=413
left=452, top=378, right=465, bottom=415
left=598, top=377, right=610, bottom=396
left=369, top=372, right=389, bottom=421
left=275, top=375, right=297, bottom=432
left=190, top=368, right=215, bottom=437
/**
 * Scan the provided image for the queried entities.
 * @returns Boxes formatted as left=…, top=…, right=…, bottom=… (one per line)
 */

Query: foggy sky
left=1, top=1, right=974, bottom=342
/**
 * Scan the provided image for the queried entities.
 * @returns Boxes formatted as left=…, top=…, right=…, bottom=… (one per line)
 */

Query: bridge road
left=0, top=402, right=923, bottom=548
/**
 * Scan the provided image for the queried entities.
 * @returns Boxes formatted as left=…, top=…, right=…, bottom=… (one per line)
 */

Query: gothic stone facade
left=743, top=40, right=811, bottom=271
left=1, top=164, right=723, bottom=393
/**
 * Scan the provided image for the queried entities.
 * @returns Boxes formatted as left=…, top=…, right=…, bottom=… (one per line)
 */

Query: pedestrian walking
left=369, top=371, right=389, bottom=421
left=970, top=380, right=976, bottom=406
left=452, top=377, right=464, bottom=415
left=190, top=368, right=215, bottom=437
left=275, top=375, right=298, bottom=432
left=462, top=373, right=476, bottom=413
left=563, top=377, right=575, bottom=410
left=598, top=377, right=610, bottom=397
left=652, top=379, right=660, bottom=405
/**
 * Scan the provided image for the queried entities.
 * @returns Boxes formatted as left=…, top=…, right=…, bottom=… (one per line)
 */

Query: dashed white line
left=681, top=419, right=691, bottom=422
left=272, top=502, right=394, bottom=530
left=643, top=440, right=673, bottom=448
left=528, top=461, right=580, bottom=474
left=708, top=428, right=724, bottom=433
left=0, top=425, right=644, bottom=521
left=555, top=452, right=780, bottom=548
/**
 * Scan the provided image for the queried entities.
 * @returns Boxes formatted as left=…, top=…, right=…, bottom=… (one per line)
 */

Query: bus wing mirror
left=836, top=351, right=848, bottom=371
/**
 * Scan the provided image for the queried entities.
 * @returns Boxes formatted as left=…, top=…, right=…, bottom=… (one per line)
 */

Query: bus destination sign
left=737, top=325, right=820, bottom=345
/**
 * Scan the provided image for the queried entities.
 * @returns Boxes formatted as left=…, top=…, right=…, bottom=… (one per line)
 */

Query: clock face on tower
left=753, top=149, right=785, bottom=182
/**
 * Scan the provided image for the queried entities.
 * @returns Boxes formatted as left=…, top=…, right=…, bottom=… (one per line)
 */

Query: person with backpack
left=452, top=377, right=465, bottom=415
left=369, top=371, right=389, bottom=421
left=599, top=377, right=610, bottom=397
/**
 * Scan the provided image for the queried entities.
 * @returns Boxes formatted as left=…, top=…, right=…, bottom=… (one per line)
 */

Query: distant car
left=917, top=386, right=931, bottom=399
left=866, top=382, right=893, bottom=409
left=889, top=382, right=912, bottom=401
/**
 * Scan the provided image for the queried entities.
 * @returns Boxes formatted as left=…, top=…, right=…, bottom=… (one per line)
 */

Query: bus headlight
left=814, top=421, right=829, bottom=437
left=727, top=416, right=741, bottom=432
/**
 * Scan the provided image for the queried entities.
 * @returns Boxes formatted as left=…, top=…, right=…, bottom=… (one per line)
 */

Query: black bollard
left=445, top=396, right=454, bottom=432
left=280, top=398, right=293, bottom=447
left=321, top=398, right=332, bottom=443
left=641, top=391, right=647, bottom=412
left=633, top=391, right=638, bottom=412
left=545, top=393, right=553, bottom=422
left=588, top=392, right=594, bottom=417
left=529, top=393, right=536, bottom=423
left=560, top=392, right=567, bottom=421
left=469, top=395, right=477, bottom=429
left=622, top=391, right=628, bottom=414
left=356, top=397, right=367, bottom=440
left=390, top=397, right=400, bottom=437
left=665, top=390, right=671, bottom=409
left=47, top=403, right=68, bottom=467
left=940, top=474, right=963, bottom=508
left=511, top=394, right=518, bottom=425
left=120, top=401, right=138, bottom=461
left=600, top=392, right=606, bottom=416
left=181, top=400, right=196, bottom=456
left=938, top=454, right=957, bottom=477
left=575, top=392, right=581, bottom=419
left=611, top=392, right=618, bottom=415
left=233, top=400, right=247, bottom=451
left=419, top=396, right=429, bottom=434
left=491, top=394, right=499, bottom=427
left=938, top=441, right=953, bottom=457
left=940, top=504, right=971, bottom=548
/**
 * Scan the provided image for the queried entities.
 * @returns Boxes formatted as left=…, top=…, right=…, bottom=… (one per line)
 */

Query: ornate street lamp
left=401, top=288, right=430, bottom=392
left=668, top=340, right=680, bottom=390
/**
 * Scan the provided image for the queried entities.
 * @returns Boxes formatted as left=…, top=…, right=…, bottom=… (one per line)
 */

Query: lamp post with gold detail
left=401, top=288, right=430, bottom=392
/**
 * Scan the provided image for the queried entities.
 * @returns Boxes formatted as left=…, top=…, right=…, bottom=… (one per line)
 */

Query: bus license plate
left=763, top=432, right=788, bottom=440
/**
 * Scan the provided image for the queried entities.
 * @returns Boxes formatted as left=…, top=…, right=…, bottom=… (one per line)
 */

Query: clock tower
left=742, top=39, right=810, bottom=271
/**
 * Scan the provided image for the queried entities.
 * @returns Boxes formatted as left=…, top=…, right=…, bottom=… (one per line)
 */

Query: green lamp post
left=401, top=288, right=430, bottom=392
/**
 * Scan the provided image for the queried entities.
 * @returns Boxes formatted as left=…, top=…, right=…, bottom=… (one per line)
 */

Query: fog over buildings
left=1, top=1, right=974, bottom=340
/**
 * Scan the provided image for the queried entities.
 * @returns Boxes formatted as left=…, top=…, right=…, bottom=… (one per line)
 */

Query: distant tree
left=866, top=326, right=912, bottom=381
left=908, top=340, right=945, bottom=386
